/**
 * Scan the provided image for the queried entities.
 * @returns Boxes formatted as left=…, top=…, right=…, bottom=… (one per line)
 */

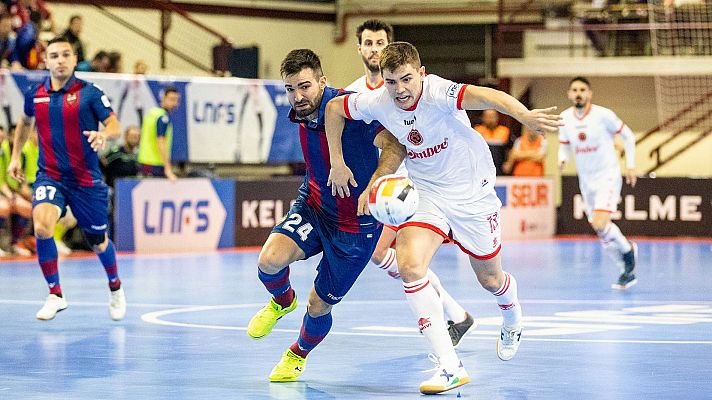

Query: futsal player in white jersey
left=346, top=19, right=475, bottom=347
left=325, top=42, right=562, bottom=394
left=558, top=76, right=638, bottom=289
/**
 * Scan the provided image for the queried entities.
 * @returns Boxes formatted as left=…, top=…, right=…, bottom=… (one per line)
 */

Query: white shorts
left=579, top=174, right=622, bottom=220
left=400, top=189, right=502, bottom=259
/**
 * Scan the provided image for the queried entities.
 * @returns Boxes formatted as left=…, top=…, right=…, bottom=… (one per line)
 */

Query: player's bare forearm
left=11, top=116, right=32, bottom=160
left=461, top=86, right=562, bottom=133
left=325, top=97, right=348, bottom=167
left=156, top=137, right=171, bottom=168
left=102, top=114, right=121, bottom=139
left=368, top=130, right=406, bottom=189
left=461, top=86, right=529, bottom=119
left=325, top=96, right=357, bottom=197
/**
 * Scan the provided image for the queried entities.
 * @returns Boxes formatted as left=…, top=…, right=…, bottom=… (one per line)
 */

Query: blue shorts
left=272, top=197, right=382, bottom=305
left=138, top=163, right=166, bottom=177
left=32, top=176, right=109, bottom=236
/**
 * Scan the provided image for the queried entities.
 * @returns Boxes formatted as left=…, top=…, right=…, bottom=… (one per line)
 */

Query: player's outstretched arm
left=358, top=130, right=406, bottom=216
left=461, top=86, right=563, bottom=133
left=618, top=124, right=637, bottom=187
left=325, top=96, right=357, bottom=198
left=83, top=114, right=121, bottom=153
left=8, top=114, right=34, bottom=183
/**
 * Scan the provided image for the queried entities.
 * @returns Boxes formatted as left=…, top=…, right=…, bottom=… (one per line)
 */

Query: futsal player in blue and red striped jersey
left=7, top=36, right=126, bottom=321
left=246, top=49, right=405, bottom=382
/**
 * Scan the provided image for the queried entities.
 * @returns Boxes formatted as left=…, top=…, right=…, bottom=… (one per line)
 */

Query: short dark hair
left=69, top=15, right=82, bottom=24
left=47, top=36, right=72, bottom=47
left=380, top=41, right=421, bottom=73
left=356, top=19, right=394, bottom=44
left=93, top=50, right=108, bottom=61
left=280, top=49, right=323, bottom=78
left=570, top=76, right=591, bottom=88
left=163, top=87, right=179, bottom=97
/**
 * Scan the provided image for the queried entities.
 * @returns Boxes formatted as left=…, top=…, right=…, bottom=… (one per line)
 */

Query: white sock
left=375, top=248, right=399, bottom=277
left=427, top=268, right=467, bottom=323
left=404, top=276, right=459, bottom=368
left=493, top=271, right=522, bottom=329
left=598, top=223, right=632, bottom=255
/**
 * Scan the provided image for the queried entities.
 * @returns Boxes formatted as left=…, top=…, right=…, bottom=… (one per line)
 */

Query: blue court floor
left=1, top=238, right=711, bottom=400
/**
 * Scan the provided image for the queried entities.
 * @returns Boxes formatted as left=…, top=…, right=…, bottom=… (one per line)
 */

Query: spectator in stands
left=3, top=127, right=35, bottom=255
left=0, top=125, right=11, bottom=255
left=76, top=50, right=109, bottom=72
left=138, top=87, right=179, bottom=181
left=61, top=15, right=84, bottom=62
left=0, top=12, right=21, bottom=70
left=102, top=126, right=140, bottom=187
left=11, top=0, right=53, bottom=32
left=474, top=109, right=512, bottom=176
left=133, top=59, right=148, bottom=75
left=502, top=127, right=547, bottom=176
left=107, top=51, right=122, bottom=73
left=13, top=0, right=53, bottom=69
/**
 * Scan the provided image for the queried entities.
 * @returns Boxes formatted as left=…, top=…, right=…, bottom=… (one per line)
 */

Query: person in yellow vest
left=1, top=128, right=36, bottom=256
left=0, top=126, right=12, bottom=255
left=474, top=109, right=511, bottom=176
left=138, top=87, right=180, bottom=181
left=503, top=126, right=547, bottom=177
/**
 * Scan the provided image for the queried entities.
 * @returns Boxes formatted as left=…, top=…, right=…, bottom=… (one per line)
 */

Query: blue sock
left=290, top=312, right=333, bottom=358
left=97, top=240, right=121, bottom=290
left=36, top=237, right=61, bottom=295
left=258, top=267, right=293, bottom=307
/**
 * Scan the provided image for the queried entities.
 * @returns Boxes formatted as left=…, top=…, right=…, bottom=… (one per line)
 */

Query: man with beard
left=558, top=76, right=638, bottom=289
left=246, top=48, right=403, bottom=383
left=345, top=19, right=476, bottom=348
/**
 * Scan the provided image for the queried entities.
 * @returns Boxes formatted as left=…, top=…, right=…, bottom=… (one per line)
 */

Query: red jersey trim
left=615, top=121, right=625, bottom=134
left=573, top=104, right=592, bottom=121
left=456, top=84, right=469, bottom=110
left=404, top=82, right=424, bottom=112
left=343, top=94, right=353, bottom=120
left=365, top=78, right=384, bottom=90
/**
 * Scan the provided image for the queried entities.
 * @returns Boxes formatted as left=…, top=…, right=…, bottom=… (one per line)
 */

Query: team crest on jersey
left=66, top=93, right=77, bottom=104
left=407, top=129, right=423, bottom=146
left=578, top=131, right=587, bottom=141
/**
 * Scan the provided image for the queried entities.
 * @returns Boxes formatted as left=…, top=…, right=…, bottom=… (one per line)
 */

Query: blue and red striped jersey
left=23, top=75, right=114, bottom=187
left=290, top=86, right=382, bottom=233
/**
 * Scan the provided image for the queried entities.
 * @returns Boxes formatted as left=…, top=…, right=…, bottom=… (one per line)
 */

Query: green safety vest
left=22, top=140, right=39, bottom=185
left=0, top=139, right=10, bottom=188
left=138, top=107, right=173, bottom=166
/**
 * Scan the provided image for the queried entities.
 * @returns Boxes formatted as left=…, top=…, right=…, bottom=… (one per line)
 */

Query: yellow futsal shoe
left=247, top=296, right=297, bottom=339
left=269, top=349, right=307, bottom=382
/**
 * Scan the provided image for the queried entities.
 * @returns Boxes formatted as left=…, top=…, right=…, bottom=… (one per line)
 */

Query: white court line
left=139, top=315, right=712, bottom=345
left=4, top=298, right=710, bottom=308
left=139, top=304, right=712, bottom=345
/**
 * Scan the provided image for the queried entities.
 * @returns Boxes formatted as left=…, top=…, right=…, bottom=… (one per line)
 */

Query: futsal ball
left=368, top=174, right=419, bottom=226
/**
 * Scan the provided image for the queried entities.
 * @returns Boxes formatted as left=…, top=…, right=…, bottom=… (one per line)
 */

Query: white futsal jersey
left=344, top=75, right=385, bottom=93
left=345, top=74, right=496, bottom=202
left=345, top=75, right=407, bottom=176
left=559, top=104, right=627, bottom=181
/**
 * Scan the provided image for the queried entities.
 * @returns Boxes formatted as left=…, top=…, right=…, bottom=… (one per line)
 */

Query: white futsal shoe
left=36, top=294, right=68, bottom=320
left=497, top=325, right=523, bottom=361
left=109, top=287, right=127, bottom=321
left=419, top=357, right=471, bottom=395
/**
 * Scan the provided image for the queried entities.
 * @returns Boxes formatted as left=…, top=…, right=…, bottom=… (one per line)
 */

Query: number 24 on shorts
left=282, top=213, right=313, bottom=241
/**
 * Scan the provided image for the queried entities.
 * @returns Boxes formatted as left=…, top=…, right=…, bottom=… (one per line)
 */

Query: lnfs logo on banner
left=132, top=179, right=227, bottom=252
